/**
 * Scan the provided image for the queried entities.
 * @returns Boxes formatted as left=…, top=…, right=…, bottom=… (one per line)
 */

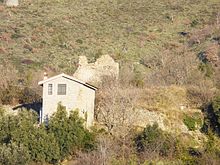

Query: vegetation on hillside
left=0, top=0, right=220, bottom=164
left=0, top=0, right=219, bottom=72
left=0, top=105, right=96, bottom=164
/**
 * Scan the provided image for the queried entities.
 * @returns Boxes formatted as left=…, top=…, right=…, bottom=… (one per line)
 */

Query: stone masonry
left=73, top=55, right=119, bottom=86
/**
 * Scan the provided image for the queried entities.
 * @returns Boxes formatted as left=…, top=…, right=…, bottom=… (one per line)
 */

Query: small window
left=58, top=84, right=66, bottom=95
left=48, top=84, right=53, bottom=95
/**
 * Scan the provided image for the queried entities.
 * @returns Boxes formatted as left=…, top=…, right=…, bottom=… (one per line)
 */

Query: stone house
left=38, top=73, right=96, bottom=128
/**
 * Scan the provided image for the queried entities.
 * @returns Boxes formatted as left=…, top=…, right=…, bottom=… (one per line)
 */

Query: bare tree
left=0, top=63, right=18, bottom=88
left=76, top=135, right=115, bottom=165
left=145, top=48, right=200, bottom=86
left=96, top=83, right=140, bottom=134
left=95, top=82, right=141, bottom=164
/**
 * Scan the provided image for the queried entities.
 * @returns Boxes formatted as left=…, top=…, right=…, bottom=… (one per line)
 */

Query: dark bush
left=0, top=85, right=41, bottom=105
left=0, top=85, right=21, bottom=105
left=135, top=123, right=179, bottom=158
left=203, top=96, right=220, bottom=135
left=19, top=87, right=41, bottom=104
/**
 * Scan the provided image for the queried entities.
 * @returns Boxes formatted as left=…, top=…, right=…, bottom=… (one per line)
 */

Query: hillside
left=1, top=0, right=220, bottom=164
left=0, top=0, right=220, bottom=74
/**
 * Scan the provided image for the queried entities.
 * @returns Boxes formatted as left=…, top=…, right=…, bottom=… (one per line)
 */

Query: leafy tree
left=48, top=103, right=96, bottom=159
left=11, top=111, right=60, bottom=163
left=0, top=110, right=60, bottom=164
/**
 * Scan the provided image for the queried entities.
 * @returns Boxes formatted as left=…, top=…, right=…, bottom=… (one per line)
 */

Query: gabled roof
left=38, top=73, right=97, bottom=90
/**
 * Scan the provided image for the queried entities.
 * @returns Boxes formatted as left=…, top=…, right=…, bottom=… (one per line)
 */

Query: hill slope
left=0, top=0, right=220, bottom=74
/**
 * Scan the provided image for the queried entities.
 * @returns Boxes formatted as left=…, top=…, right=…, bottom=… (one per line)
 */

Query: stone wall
left=6, top=0, right=19, bottom=7
left=73, top=55, right=119, bottom=86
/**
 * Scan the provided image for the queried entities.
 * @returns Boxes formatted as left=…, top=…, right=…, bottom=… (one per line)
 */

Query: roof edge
left=38, top=73, right=97, bottom=90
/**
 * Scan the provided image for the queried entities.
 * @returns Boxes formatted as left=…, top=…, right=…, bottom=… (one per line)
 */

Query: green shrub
left=198, top=63, right=214, bottom=78
left=212, top=96, right=220, bottom=124
left=0, top=110, right=60, bottom=164
left=135, top=123, right=179, bottom=157
left=183, top=114, right=198, bottom=131
left=48, top=103, right=96, bottom=159
left=0, top=143, right=30, bottom=165
left=130, top=68, right=145, bottom=88
left=0, top=105, right=96, bottom=163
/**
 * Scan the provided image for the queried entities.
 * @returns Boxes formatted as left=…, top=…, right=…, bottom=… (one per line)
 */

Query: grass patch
left=183, top=113, right=203, bottom=131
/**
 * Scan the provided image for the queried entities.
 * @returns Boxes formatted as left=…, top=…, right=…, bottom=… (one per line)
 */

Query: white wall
left=42, top=76, right=95, bottom=127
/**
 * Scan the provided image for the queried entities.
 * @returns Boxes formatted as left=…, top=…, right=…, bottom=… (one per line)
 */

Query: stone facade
left=6, top=0, right=19, bottom=6
left=73, top=55, right=119, bottom=86
left=38, top=73, right=96, bottom=128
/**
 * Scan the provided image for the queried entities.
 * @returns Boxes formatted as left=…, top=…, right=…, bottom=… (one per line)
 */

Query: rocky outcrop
left=133, top=108, right=189, bottom=134
left=73, top=55, right=119, bottom=86
left=6, top=0, right=19, bottom=7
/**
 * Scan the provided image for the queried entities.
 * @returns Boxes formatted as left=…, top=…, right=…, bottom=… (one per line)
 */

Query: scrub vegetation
left=0, top=0, right=220, bottom=164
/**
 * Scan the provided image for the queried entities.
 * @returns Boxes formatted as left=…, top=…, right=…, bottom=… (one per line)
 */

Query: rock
left=73, top=55, right=119, bottom=86
left=133, top=109, right=166, bottom=130
left=78, top=56, right=88, bottom=66
left=133, top=108, right=189, bottom=134
left=6, top=0, right=19, bottom=7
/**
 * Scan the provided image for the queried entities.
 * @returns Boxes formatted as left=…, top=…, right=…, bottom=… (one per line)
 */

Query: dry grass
left=0, top=0, right=219, bottom=75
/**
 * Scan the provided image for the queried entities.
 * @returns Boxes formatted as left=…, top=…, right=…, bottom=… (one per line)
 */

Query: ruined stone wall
left=73, top=55, right=119, bottom=86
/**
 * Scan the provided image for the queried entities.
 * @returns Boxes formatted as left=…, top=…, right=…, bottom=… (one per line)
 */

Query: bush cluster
left=135, top=123, right=179, bottom=158
left=0, top=104, right=96, bottom=164
left=0, top=85, right=41, bottom=105
left=132, top=123, right=220, bottom=165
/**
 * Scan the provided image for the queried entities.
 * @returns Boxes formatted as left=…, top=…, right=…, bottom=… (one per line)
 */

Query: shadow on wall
left=12, top=101, right=42, bottom=121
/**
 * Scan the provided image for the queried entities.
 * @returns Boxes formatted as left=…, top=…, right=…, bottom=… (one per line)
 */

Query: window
left=58, top=84, right=67, bottom=95
left=48, top=84, right=53, bottom=95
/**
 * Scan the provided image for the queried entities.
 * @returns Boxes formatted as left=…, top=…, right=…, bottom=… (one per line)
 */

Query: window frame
left=48, top=84, right=53, bottom=95
left=57, top=84, right=67, bottom=95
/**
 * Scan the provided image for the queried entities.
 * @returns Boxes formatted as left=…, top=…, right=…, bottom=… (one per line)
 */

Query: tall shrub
left=0, top=143, right=30, bottom=165
left=48, top=103, right=96, bottom=159
left=135, top=123, right=179, bottom=158
left=0, top=110, right=60, bottom=164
